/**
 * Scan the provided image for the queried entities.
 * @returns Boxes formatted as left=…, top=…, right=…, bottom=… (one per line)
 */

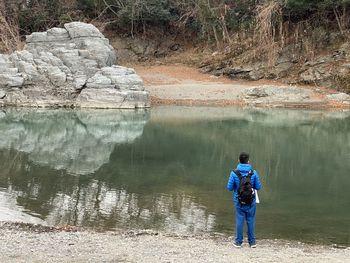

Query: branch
left=102, top=0, right=119, bottom=17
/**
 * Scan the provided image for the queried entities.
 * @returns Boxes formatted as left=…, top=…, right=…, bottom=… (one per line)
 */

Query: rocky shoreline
left=134, top=65, right=350, bottom=109
left=0, top=222, right=349, bottom=263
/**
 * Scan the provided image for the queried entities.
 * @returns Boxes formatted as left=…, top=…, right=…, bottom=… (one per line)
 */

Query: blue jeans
left=234, top=201, right=256, bottom=245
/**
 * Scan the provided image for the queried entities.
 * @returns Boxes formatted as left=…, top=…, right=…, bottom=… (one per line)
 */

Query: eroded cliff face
left=0, top=22, right=150, bottom=108
left=0, top=109, right=149, bottom=175
left=199, top=42, right=350, bottom=97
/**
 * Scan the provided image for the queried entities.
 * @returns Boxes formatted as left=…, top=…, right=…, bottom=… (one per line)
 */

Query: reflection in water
left=0, top=109, right=148, bottom=175
left=0, top=190, right=46, bottom=225
left=45, top=181, right=215, bottom=234
left=0, top=107, right=349, bottom=245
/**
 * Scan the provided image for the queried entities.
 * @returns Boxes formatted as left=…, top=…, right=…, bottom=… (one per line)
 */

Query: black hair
left=239, top=152, right=250, bottom=164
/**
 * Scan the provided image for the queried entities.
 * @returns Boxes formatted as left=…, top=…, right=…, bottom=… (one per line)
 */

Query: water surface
left=0, top=107, right=349, bottom=245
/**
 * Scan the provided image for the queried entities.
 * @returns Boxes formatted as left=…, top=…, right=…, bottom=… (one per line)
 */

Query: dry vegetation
left=0, top=2, right=20, bottom=53
left=254, top=1, right=283, bottom=66
left=1, top=1, right=350, bottom=92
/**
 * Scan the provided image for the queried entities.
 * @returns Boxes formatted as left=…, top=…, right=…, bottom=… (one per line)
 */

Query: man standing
left=227, top=152, right=261, bottom=248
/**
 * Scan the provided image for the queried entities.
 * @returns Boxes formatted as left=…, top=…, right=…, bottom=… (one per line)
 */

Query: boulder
left=25, top=32, right=48, bottom=43
left=0, top=22, right=149, bottom=108
left=64, top=22, right=104, bottom=39
left=298, top=51, right=350, bottom=90
left=86, top=72, right=113, bottom=88
left=245, top=87, right=269, bottom=98
left=326, top=93, right=350, bottom=104
left=274, top=62, right=293, bottom=78
left=101, top=66, right=144, bottom=90
left=46, top=66, right=67, bottom=86
left=224, top=67, right=253, bottom=79
left=76, top=89, right=149, bottom=109
left=0, top=74, right=24, bottom=87
left=46, top=28, right=70, bottom=42
left=242, top=85, right=315, bottom=104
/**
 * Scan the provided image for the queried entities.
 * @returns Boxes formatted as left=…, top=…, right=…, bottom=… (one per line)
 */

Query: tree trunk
left=212, top=25, right=220, bottom=49
left=220, top=15, right=231, bottom=44
left=334, top=7, right=344, bottom=36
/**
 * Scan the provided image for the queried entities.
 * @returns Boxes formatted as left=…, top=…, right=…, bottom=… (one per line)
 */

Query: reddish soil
left=132, top=64, right=349, bottom=109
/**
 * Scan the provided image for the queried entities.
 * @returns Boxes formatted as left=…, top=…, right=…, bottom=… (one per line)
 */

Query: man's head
left=239, top=152, right=250, bottom=164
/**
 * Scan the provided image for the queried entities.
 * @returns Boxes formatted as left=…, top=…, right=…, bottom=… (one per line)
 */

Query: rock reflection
left=0, top=108, right=215, bottom=234
left=0, top=109, right=149, bottom=175
left=0, top=190, right=46, bottom=225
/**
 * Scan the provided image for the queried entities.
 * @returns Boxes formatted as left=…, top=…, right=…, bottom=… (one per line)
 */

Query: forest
left=1, top=1, right=350, bottom=50
left=1, top=1, right=350, bottom=92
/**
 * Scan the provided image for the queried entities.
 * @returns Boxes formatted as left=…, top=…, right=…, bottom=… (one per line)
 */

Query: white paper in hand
left=255, top=190, right=260, bottom=204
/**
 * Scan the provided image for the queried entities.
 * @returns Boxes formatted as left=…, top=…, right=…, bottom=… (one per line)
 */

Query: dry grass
left=0, top=15, right=21, bottom=53
left=254, top=0, right=283, bottom=66
left=334, top=75, right=350, bottom=94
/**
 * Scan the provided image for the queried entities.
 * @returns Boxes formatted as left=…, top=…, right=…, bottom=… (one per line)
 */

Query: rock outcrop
left=0, top=22, right=150, bottom=108
left=200, top=42, right=350, bottom=98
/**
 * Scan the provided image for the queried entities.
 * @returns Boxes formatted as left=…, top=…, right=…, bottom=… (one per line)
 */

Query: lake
left=0, top=106, right=349, bottom=246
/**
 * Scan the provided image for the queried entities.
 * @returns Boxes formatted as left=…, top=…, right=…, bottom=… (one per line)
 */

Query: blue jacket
left=227, top=163, right=261, bottom=202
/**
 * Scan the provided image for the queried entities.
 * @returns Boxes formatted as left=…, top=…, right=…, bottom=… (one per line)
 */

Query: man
left=227, top=152, right=261, bottom=248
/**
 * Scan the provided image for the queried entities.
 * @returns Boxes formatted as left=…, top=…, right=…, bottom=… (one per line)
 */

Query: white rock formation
left=0, top=22, right=149, bottom=108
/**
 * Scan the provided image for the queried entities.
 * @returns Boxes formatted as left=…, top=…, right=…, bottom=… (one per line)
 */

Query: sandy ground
left=0, top=223, right=349, bottom=263
left=133, top=64, right=348, bottom=108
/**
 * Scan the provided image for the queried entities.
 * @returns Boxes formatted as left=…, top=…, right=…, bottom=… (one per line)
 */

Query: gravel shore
left=134, top=65, right=350, bottom=109
left=1, top=222, right=349, bottom=263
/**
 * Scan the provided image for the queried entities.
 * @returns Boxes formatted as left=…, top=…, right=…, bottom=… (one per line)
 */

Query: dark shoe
left=249, top=243, right=257, bottom=248
left=233, top=242, right=242, bottom=248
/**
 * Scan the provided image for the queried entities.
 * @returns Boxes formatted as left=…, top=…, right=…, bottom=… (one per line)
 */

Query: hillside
left=1, top=1, right=350, bottom=94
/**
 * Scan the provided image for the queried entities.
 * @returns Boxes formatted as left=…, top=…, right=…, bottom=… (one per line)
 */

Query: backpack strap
left=233, top=169, right=242, bottom=179
left=234, top=169, right=253, bottom=178
left=247, top=169, right=254, bottom=178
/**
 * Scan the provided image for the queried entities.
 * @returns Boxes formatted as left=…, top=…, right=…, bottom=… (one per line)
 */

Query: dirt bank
left=133, top=64, right=350, bottom=109
left=0, top=223, right=349, bottom=263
